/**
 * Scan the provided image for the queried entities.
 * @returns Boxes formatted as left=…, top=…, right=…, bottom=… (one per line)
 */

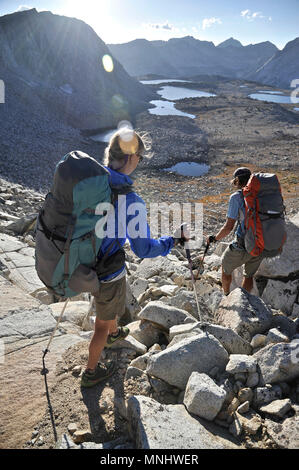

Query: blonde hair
left=103, top=128, right=151, bottom=170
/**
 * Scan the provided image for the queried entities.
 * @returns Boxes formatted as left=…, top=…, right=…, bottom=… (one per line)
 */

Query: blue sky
left=0, top=0, right=298, bottom=49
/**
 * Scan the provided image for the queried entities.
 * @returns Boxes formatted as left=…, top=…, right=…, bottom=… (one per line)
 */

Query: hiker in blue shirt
left=207, top=167, right=264, bottom=297
left=81, top=128, right=189, bottom=388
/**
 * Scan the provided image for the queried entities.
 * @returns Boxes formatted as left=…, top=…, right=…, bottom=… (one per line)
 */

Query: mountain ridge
left=108, top=36, right=279, bottom=79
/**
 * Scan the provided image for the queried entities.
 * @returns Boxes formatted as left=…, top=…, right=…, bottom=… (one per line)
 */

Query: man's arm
left=207, top=217, right=236, bottom=244
left=215, top=217, right=236, bottom=241
left=208, top=193, right=241, bottom=244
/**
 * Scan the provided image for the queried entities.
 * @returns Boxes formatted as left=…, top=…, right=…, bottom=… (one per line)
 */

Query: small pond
left=148, top=100, right=195, bottom=118
left=157, top=86, right=216, bottom=101
left=249, top=93, right=299, bottom=104
left=164, top=162, right=210, bottom=177
left=140, top=79, right=190, bottom=85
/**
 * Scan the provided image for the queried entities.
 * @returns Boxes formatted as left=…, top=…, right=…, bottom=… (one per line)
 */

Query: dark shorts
left=93, top=276, right=126, bottom=321
left=222, top=242, right=264, bottom=278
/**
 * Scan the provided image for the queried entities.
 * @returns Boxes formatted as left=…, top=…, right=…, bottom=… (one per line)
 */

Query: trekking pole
left=185, top=244, right=203, bottom=325
left=41, top=297, right=70, bottom=443
left=43, top=298, right=70, bottom=355
left=196, top=239, right=211, bottom=279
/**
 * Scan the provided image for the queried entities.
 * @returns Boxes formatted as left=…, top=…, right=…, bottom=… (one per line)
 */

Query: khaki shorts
left=93, top=276, right=126, bottom=321
left=222, top=243, right=264, bottom=278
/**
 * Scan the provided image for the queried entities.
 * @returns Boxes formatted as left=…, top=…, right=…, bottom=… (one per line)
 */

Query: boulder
left=73, top=429, right=92, bottom=444
left=59, top=433, right=124, bottom=449
left=0, top=233, right=26, bottom=252
left=167, top=328, right=202, bottom=348
left=202, top=289, right=224, bottom=315
left=127, top=395, right=240, bottom=449
left=270, top=313, right=297, bottom=339
left=259, top=399, right=292, bottom=418
left=125, top=280, right=140, bottom=322
left=130, top=278, right=149, bottom=299
left=32, top=289, right=55, bottom=305
left=162, top=290, right=206, bottom=321
left=48, top=301, right=91, bottom=327
left=135, top=256, right=189, bottom=280
left=226, top=355, right=257, bottom=374
left=238, top=388, right=253, bottom=404
left=231, top=409, right=262, bottom=436
left=8, top=266, right=45, bottom=295
left=253, top=385, right=282, bottom=408
left=183, top=372, right=227, bottom=421
left=201, top=323, right=252, bottom=355
left=246, top=372, right=260, bottom=388
left=138, top=301, right=193, bottom=330
left=168, top=322, right=252, bottom=355
left=262, top=279, right=299, bottom=315
left=0, top=306, right=58, bottom=343
left=264, top=417, right=299, bottom=449
left=0, top=274, right=40, bottom=319
left=203, top=253, right=222, bottom=269
left=257, top=213, right=299, bottom=278
left=0, top=250, right=35, bottom=269
left=151, top=284, right=179, bottom=297
left=169, top=323, right=200, bottom=342
left=254, top=340, right=299, bottom=384
left=125, top=320, right=163, bottom=348
left=251, top=334, right=267, bottom=349
left=106, top=335, right=147, bottom=355
left=146, top=332, right=229, bottom=390
left=216, top=288, right=273, bottom=342
left=266, top=328, right=289, bottom=345
left=130, top=350, right=159, bottom=371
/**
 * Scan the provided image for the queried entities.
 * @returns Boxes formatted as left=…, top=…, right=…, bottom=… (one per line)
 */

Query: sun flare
left=64, top=0, right=112, bottom=38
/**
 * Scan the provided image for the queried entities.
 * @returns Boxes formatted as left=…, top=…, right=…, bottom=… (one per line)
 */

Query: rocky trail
left=0, top=188, right=299, bottom=449
left=0, top=79, right=299, bottom=450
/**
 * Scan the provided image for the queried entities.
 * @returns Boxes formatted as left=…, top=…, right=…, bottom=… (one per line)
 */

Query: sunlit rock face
left=251, top=37, right=299, bottom=89
left=0, top=8, right=155, bottom=129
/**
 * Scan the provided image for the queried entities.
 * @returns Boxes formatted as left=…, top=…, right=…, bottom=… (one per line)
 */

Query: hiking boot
left=105, top=326, right=130, bottom=348
left=80, top=361, right=116, bottom=388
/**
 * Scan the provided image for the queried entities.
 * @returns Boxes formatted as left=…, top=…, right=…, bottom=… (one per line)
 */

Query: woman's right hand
left=173, top=223, right=190, bottom=246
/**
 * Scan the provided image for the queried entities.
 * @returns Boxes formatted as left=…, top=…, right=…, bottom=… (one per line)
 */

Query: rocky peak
left=218, top=37, right=243, bottom=48
left=0, top=7, right=38, bottom=25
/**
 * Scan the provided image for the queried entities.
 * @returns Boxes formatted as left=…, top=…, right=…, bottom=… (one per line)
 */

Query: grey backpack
left=35, top=151, right=113, bottom=298
left=241, top=173, right=287, bottom=258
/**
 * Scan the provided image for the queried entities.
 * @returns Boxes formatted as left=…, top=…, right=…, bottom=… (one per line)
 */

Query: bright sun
left=64, top=0, right=111, bottom=37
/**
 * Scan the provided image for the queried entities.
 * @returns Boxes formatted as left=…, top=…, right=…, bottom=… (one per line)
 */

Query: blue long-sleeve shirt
left=97, top=167, right=174, bottom=280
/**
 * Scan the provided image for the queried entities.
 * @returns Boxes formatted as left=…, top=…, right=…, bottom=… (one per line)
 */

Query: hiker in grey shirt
left=207, top=167, right=264, bottom=296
